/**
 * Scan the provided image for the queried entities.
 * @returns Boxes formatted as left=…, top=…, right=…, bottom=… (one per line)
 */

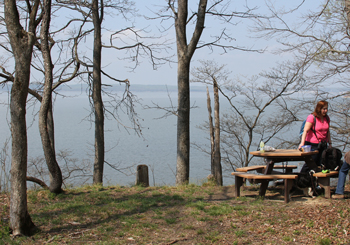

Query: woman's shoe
left=332, top=194, right=345, bottom=199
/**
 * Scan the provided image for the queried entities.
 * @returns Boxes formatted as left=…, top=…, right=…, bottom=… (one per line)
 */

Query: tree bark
left=176, top=59, right=191, bottom=184
left=92, top=0, right=105, bottom=184
left=213, top=80, right=222, bottom=185
left=5, top=0, right=38, bottom=236
left=206, top=87, right=215, bottom=176
left=39, top=0, right=63, bottom=194
left=175, top=0, right=208, bottom=185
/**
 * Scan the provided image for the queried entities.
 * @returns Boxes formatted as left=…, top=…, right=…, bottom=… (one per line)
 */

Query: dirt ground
left=1, top=183, right=350, bottom=244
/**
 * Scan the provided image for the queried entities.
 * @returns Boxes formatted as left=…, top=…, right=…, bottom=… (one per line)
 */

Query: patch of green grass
left=283, top=236, right=292, bottom=242
left=205, top=231, right=221, bottom=242
left=330, top=227, right=338, bottom=237
left=183, top=224, right=194, bottom=229
left=318, top=237, right=331, bottom=245
left=236, top=196, right=249, bottom=202
left=153, top=208, right=163, bottom=215
left=197, top=216, right=211, bottom=222
left=293, top=230, right=301, bottom=235
left=0, top=220, right=10, bottom=240
left=266, top=227, right=275, bottom=233
left=267, top=219, right=275, bottom=225
left=290, top=219, right=302, bottom=225
left=197, top=229, right=205, bottom=235
left=27, top=192, right=38, bottom=203
left=232, top=205, right=244, bottom=211
left=171, top=194, right=185, bottom=201
left=190, top=210, right=201, bottom=216
left=251, top=198, right=264, bottom=205
left=119, top=216, right=138, bottom=228
left=165, top=217, right=177, bottom=224
left=151, top=191, right=162, bottom=197
left=205, top=203, right=234, bottom=216
left=236, top=210, right=250, bottom=216
left=306, top=220, right=314, bottom=228
left=141, top=222, right=158, bottom=229
left=234, top=230, right=245, bottom=237
left=186, top=200, right=209, bottom=210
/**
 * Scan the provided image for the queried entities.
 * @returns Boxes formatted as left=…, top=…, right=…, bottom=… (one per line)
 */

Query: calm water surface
left=0, top=90, right=236, bottom=187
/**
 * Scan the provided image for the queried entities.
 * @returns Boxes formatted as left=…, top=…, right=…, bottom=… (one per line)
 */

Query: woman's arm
left=327, top=123, right=332, bottom=146
left=299, top=121, right=313, bottom=149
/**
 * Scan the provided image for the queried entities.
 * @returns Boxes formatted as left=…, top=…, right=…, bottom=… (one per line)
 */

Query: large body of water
left=0, top=88, right=238, bottom=187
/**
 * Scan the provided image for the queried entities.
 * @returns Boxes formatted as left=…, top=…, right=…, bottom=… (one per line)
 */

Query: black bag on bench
left=321, top=147, right=342, bottom=171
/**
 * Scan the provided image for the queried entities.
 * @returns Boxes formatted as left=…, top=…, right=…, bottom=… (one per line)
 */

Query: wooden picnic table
left=250, top=149, right=318, bottom=199
left=232, top=149, right=319, bottom=203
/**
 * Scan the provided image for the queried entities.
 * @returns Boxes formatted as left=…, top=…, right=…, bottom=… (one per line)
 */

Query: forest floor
left=0, top=181, right=350, bottom=244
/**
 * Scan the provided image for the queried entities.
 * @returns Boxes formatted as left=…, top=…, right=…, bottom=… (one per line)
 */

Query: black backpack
left=321, top=147, right=342, bottom=170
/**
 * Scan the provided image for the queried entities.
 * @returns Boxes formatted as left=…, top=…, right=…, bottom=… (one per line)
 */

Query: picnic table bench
left=232, top=164, right=298, bottom=203
left=313, top=171, right=339, bottom=198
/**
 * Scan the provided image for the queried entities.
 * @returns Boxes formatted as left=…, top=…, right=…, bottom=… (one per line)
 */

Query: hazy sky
left=99, top=0, right=306, bottom=87
left=0, top=0, right=316, bottom=88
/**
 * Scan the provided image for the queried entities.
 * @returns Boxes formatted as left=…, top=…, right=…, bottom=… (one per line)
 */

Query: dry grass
left=0, top=182, right=349, bottom=244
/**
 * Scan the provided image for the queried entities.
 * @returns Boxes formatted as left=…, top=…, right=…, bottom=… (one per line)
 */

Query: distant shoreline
left=0, top=84, right=211, bottom=93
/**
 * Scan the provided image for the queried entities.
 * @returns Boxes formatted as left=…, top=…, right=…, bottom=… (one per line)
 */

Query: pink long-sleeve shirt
left=305, top=114, right=330, bottom=144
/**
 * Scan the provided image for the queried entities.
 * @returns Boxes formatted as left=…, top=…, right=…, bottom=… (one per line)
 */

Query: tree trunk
left=92, top=0, right=105, bottom=184
left=39, top=0, right=63, bottom=193
left=176, top=59, right=191, bottom=184
left=213, top=80, right=222, bottom=185
left=206, top=87, right=215, bottom=176
left=174, top=0, right=208, bottom=185
left=5, top=0, right=38, bottom=236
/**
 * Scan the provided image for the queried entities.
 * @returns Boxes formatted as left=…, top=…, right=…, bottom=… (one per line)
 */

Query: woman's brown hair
left=312, top=100, right=328, bottom=118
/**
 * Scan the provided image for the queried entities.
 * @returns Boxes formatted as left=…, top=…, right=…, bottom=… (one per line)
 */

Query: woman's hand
left=298, top=144, right=303, bottom=150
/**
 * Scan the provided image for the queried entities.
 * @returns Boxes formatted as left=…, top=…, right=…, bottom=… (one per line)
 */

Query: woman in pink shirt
left=299, top=100, right=332, bottom=170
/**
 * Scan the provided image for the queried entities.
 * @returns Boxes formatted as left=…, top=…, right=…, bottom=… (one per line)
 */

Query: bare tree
left=151, top=0, right=261, bottom=185
left=193, top=58, right=312, bottom=172
left=252, top=0, right=350, bottom=151
left=38, top=0, right=63, bottom=193
left=4, top=0, right=39, bottom=236
left=192, top=60, right=224, bottom=185
left=0, top=1, right=83, bottom=194
left=91, top=0, right=105, bottom=184
left=56, top=0, right=171, bottom=185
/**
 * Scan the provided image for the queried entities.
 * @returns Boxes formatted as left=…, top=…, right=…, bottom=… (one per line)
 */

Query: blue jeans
left=335, top=160, right=350, bottom=195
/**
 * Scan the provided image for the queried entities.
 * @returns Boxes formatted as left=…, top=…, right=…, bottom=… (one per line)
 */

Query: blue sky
left=0, top=0, right=316, bottom=87
left=97, top=0, right=298, bottom=87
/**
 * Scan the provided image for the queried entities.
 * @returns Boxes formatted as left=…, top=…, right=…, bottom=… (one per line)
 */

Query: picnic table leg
left=284, top=179, right=294, bottom=203
left=234, top=176, right=243, bottom=197
left=318, top=177, right=331, bottom=198
left=259, top=159, right=275, bottom=197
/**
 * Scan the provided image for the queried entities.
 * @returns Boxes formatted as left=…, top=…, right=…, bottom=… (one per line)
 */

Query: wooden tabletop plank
left=231, top=172, right=298, bottom=179
left=236, top=166, right=266, bottom=172
left=250, top=149, right=318, bottom=157
left=236, top=165, right=298, bottom=172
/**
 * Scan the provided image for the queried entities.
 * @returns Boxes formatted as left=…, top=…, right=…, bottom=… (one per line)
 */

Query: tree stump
left=136, top=165, right=149, bottom=187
